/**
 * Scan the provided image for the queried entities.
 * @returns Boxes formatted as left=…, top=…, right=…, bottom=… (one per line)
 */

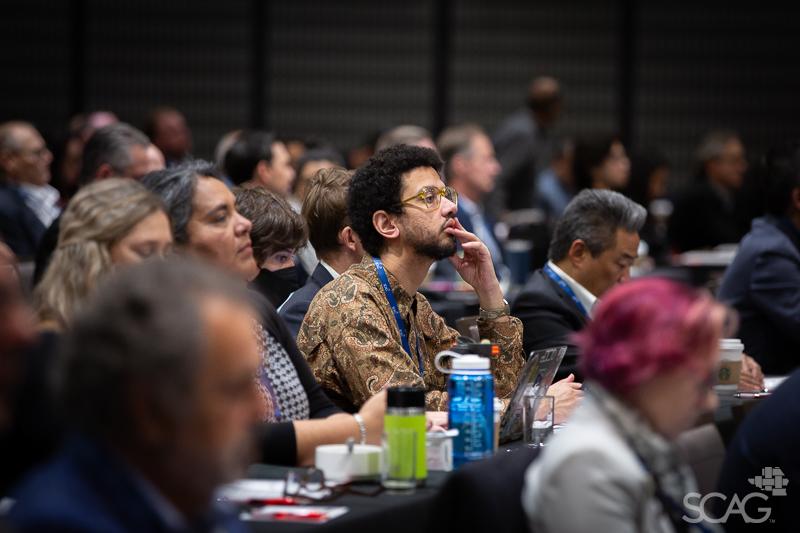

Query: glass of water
left=523, top=395, right=554, bottom=447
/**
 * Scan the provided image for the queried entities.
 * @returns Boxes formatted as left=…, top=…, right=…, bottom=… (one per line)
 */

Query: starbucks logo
left=719, top=367, right=731, bottom=381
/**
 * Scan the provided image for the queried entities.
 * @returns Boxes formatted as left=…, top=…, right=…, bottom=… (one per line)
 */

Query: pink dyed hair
left=576, top=278, right=727, bottom=395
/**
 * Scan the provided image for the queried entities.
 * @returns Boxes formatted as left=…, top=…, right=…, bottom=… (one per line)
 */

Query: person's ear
left=339, top=225, right=361, bottom=253
left=94, top=163, right=115, bottom=180
left=127, top=382, right=172, bottom=448
left=567, top=239, right=589, bottom=268
left=451, top=153, right=469, bottom=176
left=255, top=160, right=272, bottom=184
left=372, top=211, right=400, bottom=241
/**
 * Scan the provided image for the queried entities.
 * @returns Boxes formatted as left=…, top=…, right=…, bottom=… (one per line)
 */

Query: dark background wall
left=2, top=0, right=799, bottom=180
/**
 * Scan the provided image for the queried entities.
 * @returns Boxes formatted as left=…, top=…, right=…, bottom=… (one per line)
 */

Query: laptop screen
left=498, top=346, right=567, bottom=444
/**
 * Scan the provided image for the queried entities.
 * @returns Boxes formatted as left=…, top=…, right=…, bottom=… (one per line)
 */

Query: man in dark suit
left=512, top=189, right=645, bottom=379
left=8, top=260, right=261, bottom=532
left=280, top=167, right=364, bottom=338
left=435, top=124, right=508, bottom=284
left=717, top=141, right=800, bottom=375
left=0, top=121, right=55, bottom=260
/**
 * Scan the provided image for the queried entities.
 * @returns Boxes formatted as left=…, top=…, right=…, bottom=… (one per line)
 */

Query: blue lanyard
left=543, top=264, right=589, bottom=317
left=372, top=257, right=424, bottom=376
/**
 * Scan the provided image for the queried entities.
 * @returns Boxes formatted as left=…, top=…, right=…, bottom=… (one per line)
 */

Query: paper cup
left=716, top=338, right=743, bottom=393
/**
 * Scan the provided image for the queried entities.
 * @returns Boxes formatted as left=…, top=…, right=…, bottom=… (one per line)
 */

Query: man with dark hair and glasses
left=298, top=144, right=580, bottom=416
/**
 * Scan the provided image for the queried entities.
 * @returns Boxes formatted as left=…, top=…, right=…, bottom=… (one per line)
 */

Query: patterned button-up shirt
left=297, top=255, right=525, bottom=411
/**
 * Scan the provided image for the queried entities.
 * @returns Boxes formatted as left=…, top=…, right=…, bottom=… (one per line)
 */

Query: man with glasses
left=0, top=121, right=58, bottom=259
left=298, top=144, right=578, bottom=414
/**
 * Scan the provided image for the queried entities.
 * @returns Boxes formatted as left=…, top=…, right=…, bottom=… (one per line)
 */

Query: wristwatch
left=479, top=299, right=510, bottom=320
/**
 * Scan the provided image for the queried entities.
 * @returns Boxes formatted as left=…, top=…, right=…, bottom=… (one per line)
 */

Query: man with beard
left=298, top=145, right=581, bottom=414
left=8, top=260, right=262, bottom=532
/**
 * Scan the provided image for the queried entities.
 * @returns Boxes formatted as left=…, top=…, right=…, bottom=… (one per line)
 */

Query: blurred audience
left=573, top=134, right=631, bottom=192
left=535, top=136, right=575, bottom=220
left=224, top=130, right=296, bottom=198
left=292, top=146, right=345, bottom=210
left=143, top=106, right=193, bottom=166
left=375, top=124, right=436, bottom=152
left=8, top=259, right=258, bottom=532
left=524, top=278, right=728, bottom=533
left=435, top=123, right=508, bottom=281
left=53, top=110, right=118, bottom=199
left=280, top=167, right=363, bottom=338
left=34, top=179, right=172, bottom=331
left=0, top=121, right=57, bottom=260
left=33, top=122, right=158, bottom=284
left=234, top=187, right=308, bottom=309
left=625, top=149, right=673, bottom=266
left=142, top=161, right=386, bottom=466
left=490, top=75, right=562, bottom=217
left=669, top=130, right=748, bottom=252
left=717, top=141, right=800, bottom=375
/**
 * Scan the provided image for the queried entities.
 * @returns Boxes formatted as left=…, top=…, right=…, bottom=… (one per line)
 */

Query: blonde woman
left=34, top=178, right=172, bottom=331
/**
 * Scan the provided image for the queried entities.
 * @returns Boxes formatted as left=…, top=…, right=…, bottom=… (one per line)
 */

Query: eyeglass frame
left=282, top=467, right=384, bottom=503
left=400, top=185, right=458, bottom=211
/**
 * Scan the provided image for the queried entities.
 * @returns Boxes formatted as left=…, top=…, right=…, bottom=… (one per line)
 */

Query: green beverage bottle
left=384, top=387, right=427, bottom=486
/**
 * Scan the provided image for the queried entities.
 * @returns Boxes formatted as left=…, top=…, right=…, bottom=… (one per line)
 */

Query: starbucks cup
left=716, top=338, right=744, bottom=393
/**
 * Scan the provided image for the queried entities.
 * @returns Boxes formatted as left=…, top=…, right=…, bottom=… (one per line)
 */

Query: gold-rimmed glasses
left=401, top=185, right=458, bottom=210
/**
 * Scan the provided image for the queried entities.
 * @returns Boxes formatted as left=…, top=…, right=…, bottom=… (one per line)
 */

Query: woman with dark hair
left=573, top=135, right=630, bottom=192
left=524, top=278, right=728, bottom=533
left=141, top=161, right=386, bottom=466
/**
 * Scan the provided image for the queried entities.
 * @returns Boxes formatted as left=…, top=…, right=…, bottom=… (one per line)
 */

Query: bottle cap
left=451, top=354, right=490, bottom=371
left=387, top=386, right=425, bottom=408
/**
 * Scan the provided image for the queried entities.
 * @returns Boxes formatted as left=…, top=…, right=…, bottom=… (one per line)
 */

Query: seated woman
left=523, top=278, right=727, bottom=533
left=234, top=187, right=307, bottom=309
left=34, top=178, right=173, bottom=330
left=141, top=161, right=385, bottom=466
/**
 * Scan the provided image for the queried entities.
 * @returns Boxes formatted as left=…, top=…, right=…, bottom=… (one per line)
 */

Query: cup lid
left=451, top=354, right=490, bottom=370
left=719, top=338, right=744, bottom=349
left=387, top=386, right=425, bottom=408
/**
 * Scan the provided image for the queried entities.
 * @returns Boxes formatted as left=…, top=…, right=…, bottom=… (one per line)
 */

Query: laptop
left=498, top=346, right=567, bottom=444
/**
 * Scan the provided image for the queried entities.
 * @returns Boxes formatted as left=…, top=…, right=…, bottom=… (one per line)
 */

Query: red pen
left=247, top=497, right=298, bottom=506
left=272, top=511, right=326, bottom=521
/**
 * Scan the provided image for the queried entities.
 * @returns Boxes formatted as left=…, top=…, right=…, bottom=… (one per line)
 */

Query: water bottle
left=384, top=386, right=427, bottom=486
left=435, top=351, right=494, bottom=468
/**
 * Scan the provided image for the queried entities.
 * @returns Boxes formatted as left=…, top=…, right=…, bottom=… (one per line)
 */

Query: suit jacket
left=8, top=436, right=246, bottom=533
left=717, top=216, right=800, bottom=374
left=522, top=393, right=680, bottom=533
left=434, top=202, right=505, bottom=282
left=0, top=182, right=46, bottom=260
left=278, top=262, right=334, bottom=339
left=511, top=268, right=588, bottom=379
left=716, top=369, right=800, bottom=532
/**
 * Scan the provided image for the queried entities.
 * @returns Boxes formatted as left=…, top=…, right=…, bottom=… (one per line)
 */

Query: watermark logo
left=683, top=467, right=788, bottom=525
left=749, top=466, right=788, bottom=496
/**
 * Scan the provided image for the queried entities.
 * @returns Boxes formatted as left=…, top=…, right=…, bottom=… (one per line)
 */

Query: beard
left=407, top=226, right=457, bottom=260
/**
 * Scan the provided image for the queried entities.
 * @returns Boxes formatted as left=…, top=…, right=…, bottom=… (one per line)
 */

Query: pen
left=247, top=497, right=299, bottom=506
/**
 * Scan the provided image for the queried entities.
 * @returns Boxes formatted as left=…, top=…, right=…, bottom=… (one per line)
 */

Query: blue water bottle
left=435, top=351, right=494, bottom=468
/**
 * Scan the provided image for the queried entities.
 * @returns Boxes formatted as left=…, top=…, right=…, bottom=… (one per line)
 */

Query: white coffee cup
left=716, top=338, right=744, bottom=393
left=315, top=443, right=382, bottom=482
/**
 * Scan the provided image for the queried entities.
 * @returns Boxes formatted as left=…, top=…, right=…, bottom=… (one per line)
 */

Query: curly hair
left=234, top=186, right=307, bottom=265
left=34, top=178, right=166, bottom=329
left=348, top=144, right=443, bottom=257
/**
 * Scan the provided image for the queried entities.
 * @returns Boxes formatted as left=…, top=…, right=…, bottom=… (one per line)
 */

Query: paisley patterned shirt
left=297, top=255, right=525, bottom=411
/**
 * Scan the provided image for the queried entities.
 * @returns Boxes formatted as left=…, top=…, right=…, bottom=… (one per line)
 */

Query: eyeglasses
left=282, top=468, right=383, bottom=503
left=401, top=185, right=458, bottom=210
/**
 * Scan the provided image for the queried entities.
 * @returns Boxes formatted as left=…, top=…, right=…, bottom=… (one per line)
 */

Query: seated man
left=717, top=141, right=800, bottom=374
left=298, top=145, right=580, bottom=413
left=8, top=260, right=261, bottom=532
left=280, top=167, right=364, bottom=338
left=512, top=189, right=645, bottom=379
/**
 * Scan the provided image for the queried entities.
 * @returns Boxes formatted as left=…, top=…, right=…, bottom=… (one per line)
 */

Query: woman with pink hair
left=523, top=278, right=728, bottom=533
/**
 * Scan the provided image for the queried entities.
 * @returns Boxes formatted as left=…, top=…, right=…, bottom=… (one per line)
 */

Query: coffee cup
left=716, top=338, right=743, bottom=393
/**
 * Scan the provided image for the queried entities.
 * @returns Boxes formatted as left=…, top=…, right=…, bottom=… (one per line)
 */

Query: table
left=245, top=464, right=448, bottom=533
